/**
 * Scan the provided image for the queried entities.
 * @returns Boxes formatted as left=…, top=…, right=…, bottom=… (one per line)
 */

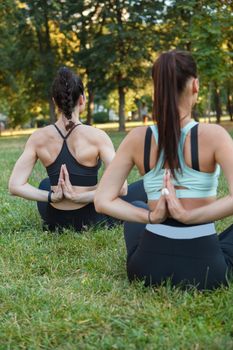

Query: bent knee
left=39, top=178, right=50, bottom=190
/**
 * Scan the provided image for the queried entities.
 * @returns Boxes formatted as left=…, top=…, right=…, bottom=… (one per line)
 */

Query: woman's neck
left=178, top=90, right=193, bottom=112
left=60, top=113, right=81, bottom=124
left=179, top=114, right=192, bottom=129
left=178, top=102, right=193, bottom=127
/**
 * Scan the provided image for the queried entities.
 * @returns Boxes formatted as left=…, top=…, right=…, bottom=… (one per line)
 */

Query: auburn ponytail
left=152, top=50, right=197, bottom=177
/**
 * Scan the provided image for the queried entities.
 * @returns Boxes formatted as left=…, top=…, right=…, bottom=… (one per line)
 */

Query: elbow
left=8, top=181, right=18, bottom=196
left=94, top=194, right=107, bottom=214
left=120, top=187, right=128, bottom=197
left=94, top=196, right=104, bottom=213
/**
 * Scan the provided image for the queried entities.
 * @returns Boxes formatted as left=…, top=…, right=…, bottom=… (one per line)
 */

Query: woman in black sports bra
left=8, top=67, right=146, bottom=232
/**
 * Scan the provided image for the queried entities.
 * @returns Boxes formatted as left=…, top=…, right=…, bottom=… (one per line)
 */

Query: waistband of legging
left=146, top=219, right=216, bottom=240
left=49, top=202, right=93, bottom=214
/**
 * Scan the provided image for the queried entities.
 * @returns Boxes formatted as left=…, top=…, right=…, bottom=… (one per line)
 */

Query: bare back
left=36, top=124, right=100, bottom=169
left=9, top=121, right=115, bottom=210
left=128, top=122, right=233, bottom=212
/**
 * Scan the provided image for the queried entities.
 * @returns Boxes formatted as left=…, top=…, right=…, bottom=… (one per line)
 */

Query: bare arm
left=165, top=127, right=233, bottom=224
left=98, top=130, right=127, bottom=196
left=61, top=130, right=127, bottom=204
left=94, top=128, right=166, bottom=223
left=73, top=190, right=96, bottom=203
left=8, top=135, right=62, bottom=202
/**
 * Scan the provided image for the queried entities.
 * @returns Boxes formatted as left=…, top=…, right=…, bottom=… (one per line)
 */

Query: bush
left=93, top=112, right=109, bottom=124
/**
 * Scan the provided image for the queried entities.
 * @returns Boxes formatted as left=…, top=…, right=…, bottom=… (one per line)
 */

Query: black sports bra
left=46, top=124, right=102, bottom=186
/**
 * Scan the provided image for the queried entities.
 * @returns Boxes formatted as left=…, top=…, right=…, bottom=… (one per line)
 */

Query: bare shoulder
left=127, top=125, right=148, bottom=138
left=78, top=124, right=112, bottom=144
left=121, top=126, right=148, bottom=142
left=25, top=125, right=53, bottom=147
left=199, top=123, right=233, bottom=152
left=119, top=126, right=148, bottom=149
left=199, top=123, right=230, bottom=137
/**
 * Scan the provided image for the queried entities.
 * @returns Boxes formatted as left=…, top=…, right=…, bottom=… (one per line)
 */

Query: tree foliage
left=0, top=0, right=232, bottom=129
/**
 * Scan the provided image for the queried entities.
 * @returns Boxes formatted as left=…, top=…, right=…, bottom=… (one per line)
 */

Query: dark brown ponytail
left=152, top=50, right=197, bottom=177
left=52, top=67, right=84, bottom=130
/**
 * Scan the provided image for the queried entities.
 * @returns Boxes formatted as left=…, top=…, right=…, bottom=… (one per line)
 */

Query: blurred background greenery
left=0, top=0, right=232, bottom=131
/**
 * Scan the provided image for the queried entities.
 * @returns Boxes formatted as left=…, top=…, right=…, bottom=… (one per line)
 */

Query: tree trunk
left=226, top=86, right=233, bottom=121
left=44, top=2, right=52, bottom=51
left=213, top=82, right=222, bottom=123
left=206, top=82, right=212, bottom=123
left=49, top=98, right=56, bottom=123
left=186, top=41, right=191, bottom=51
left=118, top=85, right=125, bottom=131
left=34, top=3, right=55, bottom=125
left=87, top=87, right=94, bottom=125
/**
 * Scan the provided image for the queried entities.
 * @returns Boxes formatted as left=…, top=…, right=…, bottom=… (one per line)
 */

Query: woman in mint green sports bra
left=95, top=50, right=233, bottom=290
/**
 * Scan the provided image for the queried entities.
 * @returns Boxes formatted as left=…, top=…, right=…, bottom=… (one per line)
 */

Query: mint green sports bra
left=143, top=120, right=220, bottom=200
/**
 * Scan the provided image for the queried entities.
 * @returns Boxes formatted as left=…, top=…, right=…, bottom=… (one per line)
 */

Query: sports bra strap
left=53, top=123, right=82, bottom=140
left=144, top=127, right=152, bottom=173
left=143, top=121, right=200, bottom=174
left=54, top=124, right=65, bottom=139
left=65, top=123, right=82, bottom=139
left=191, top=123, right=200, bottom=171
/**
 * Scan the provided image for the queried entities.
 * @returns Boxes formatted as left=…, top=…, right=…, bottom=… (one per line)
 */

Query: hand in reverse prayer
left=59, top=164, right=76, bottom=201
left=149, top=170, right=168, bottom=224
left=51, top=166, right=64, bottom=203
left=163, top=170, right=188, bottom=223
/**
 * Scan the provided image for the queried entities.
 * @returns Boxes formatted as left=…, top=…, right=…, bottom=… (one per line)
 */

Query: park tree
left=0, top=0, right=38, bottom=126
left=1, top=0, right=232, bottom=129
left=59, top=0, right=109, bottom=125
left=222, top=1, right=233, bottom=121
left=90, top=0, right=164, bottom=130
left=60, top=0, right=164, bottom=129
left=190, top=1, right=232, bottom=123
left=0, top=1, right=40, bottom=126
left=164, top=0, right=233, bottom=122
left=0, top=0, right=71, bottom=126
left=18, top=0, right=65, bottom=123
left=63, top=0, right=165, bottom=129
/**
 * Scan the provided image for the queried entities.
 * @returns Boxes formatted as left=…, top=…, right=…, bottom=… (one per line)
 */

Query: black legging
left=37, top=179, right=147, bottom=232
left=124, top=201, right=233, bottom=290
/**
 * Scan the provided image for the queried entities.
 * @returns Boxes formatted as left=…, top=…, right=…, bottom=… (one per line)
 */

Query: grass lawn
left=0, top=130, right=233, bottom=349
